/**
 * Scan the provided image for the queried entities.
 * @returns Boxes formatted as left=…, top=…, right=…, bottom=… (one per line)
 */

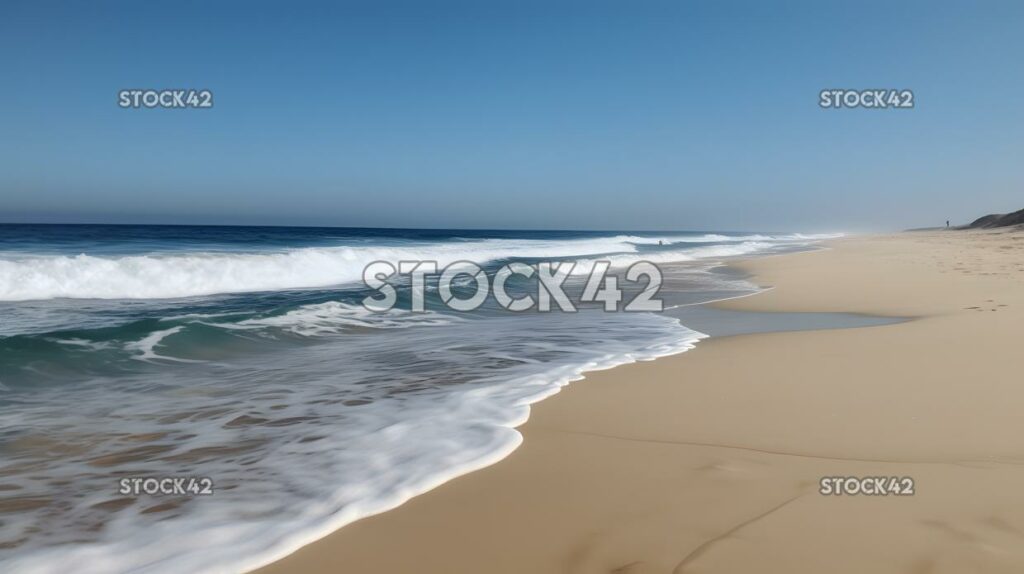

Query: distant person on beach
left=946, top=220, right=950, bottom=228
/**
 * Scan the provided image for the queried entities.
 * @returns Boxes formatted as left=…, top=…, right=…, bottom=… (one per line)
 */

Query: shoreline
left=229, top=320, right=706, bottom=574
left=257, top=229, right=1024, bottom=574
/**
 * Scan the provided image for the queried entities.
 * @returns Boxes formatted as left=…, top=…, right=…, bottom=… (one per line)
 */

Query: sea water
left=0, top=224, right=837, bottom=573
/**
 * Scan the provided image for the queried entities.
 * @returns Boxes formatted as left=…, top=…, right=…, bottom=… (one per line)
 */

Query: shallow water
left=668, top=303, right=905, bottom=338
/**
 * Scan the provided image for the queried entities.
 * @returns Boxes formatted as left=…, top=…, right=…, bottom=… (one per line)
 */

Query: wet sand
left=257, top=229, right=1024, bottom=574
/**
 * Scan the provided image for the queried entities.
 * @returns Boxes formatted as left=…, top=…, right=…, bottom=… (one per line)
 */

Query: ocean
left=0, top=224, right=836, bottom=573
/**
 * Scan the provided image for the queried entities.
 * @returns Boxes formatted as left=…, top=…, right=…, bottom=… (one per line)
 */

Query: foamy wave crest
left=0, top=233, right=841, bottom=301
left=0, top=237, right=636, bottom=301
left=227, top=302, right=456, bottom=336
left=568, top=241, right=775, bottom=274
left=617, top=233, right=841, bottom=245
left=615, top=234, right=741, bottom=244
left=125, top=326, right=198, bottom=362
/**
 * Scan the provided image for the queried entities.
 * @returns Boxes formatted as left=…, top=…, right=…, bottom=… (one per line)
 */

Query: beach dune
left=258, top=228, right=1024, bottom=574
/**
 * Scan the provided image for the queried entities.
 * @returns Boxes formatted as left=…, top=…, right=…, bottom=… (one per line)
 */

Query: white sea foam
left=0, top=237, right=629, bottom=301
left=45, top=337, right=115, bottom=350
left=0, top=234, right=840, bottom=301
left=0, top=311, right=705, bottom=574
left=567, top=240, right=776, bottom=274
left=125, top=326, right=202, bottom=362
left=228, top=301, right=456, bottom=336
left=616, top=233, right=840, bottom=245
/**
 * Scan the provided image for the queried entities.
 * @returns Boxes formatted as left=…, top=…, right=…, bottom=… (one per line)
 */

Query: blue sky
left=1, top=0, right=1021, bottom=231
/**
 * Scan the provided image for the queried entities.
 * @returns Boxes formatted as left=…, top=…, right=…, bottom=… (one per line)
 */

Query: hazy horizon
left=0, top=220, right=856, bottom=235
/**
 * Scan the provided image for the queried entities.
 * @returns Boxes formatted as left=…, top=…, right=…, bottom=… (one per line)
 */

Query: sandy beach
left=257, top=229, right=1024, bottom=574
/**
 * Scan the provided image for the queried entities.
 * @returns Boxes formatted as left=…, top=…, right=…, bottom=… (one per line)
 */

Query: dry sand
left=257, top=229, right=1024, bottom=574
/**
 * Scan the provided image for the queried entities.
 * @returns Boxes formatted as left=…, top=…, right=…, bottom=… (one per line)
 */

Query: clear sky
left=1, top=0, right=1021, bottom=232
